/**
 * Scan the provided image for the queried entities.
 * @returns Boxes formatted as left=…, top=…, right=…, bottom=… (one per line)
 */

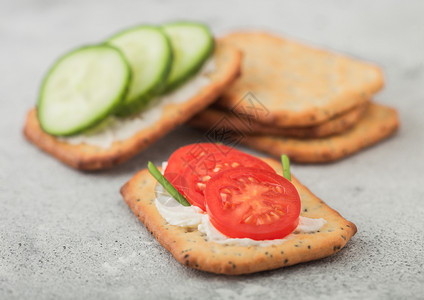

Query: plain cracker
left=121, top=158, right=357, bottom=275
left=218, top=31, right=384, bottom=127
left=189, top=102, right=369, bottom=139
left=23, top=42, right=242, bottom=170
left=240, top=103, right=399, bottom=163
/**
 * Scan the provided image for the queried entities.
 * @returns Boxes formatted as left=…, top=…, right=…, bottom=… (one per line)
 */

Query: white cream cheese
left=295, top=216, right=326, bottom=233
left=59, top=59, right=215, bottom=148
left=155, top=184, right=204, bottom=227
left=154, top=169, right=327, bottom=247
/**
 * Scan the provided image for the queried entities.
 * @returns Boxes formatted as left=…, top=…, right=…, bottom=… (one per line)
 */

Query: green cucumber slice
left=162, top=22, right=214, bottom=92
left=108, top=25, right=173, bottom=116
left=38, top=45, right=130, bottom=136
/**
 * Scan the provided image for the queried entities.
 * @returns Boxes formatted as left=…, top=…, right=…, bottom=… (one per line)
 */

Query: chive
left=281, top=154, right=291, bottom=181
left=147, top=161, right=191, bottom=206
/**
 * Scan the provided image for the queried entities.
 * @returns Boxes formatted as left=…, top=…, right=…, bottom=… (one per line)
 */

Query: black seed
left=280, top=251, right=284, bottom=255
left=284, top=259, right=288, bottom=264
left=308, top=245, right=311, bottom=249
left=303, top=208, right=308, bottom=212
left=228, top=261, right=232, bottom=264
left=341, top=235, right=346, bottom=240
left=185, top=260, right=189, bottom=266
left=346, top=225, right=350, bottom=228
left=265, top=252, right=269, bottom=255
left=340, top=227, right=344, bottom=230
left=233, top=264, right=236, bottom=269
left=184, top=254, right=189, bottom=259
left=294, top=245, right=300, bottom=248
left=136, top=199, right=140, bottom=202
left=195, top=264, right=199, bottom=268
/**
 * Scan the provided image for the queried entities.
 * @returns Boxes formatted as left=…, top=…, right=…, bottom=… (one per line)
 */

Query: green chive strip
left=147, top=161, right=191, bottom=207
left=281, top=154, right=292, bottom=181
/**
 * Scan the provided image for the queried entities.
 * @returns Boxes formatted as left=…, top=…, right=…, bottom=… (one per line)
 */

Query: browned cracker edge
left=189, top=101, right=369, bottom=139
left=240, top=103, right=400, bottom=163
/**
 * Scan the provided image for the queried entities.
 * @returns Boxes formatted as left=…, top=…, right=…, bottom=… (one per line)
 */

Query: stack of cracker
left=189, top=32, right=399, bottom=163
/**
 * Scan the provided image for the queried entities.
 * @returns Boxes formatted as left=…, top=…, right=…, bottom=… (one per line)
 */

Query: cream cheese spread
left=60, top=59, right=215, bottom=148
left=154, top=163, right=327, bottom=247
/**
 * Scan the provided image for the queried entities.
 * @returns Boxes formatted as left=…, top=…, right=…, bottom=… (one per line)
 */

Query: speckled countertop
left=1, top=1, right=423, bottom=299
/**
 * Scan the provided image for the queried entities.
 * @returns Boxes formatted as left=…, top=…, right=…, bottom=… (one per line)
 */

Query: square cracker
left=121, top=158, right=357, bottom=275
left=189, top=102, right=369, bottom=139
left=218, top=31, right=384, bottom=127
left=240, top=103, right=399, bottom=163
left=23, top=42, right=242, bottom=170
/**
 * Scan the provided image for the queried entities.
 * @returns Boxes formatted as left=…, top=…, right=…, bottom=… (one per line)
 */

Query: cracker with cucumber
left=121, top=145, right=357, bottom=275
left=24, top=22, right=242, bottom=170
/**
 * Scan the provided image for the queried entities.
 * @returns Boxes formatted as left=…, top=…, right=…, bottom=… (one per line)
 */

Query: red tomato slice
left=164, top=143, right=234, bottom=198
left=182, top=150, right=275, bottom=210
left=205, top=167, right=301, bottom=240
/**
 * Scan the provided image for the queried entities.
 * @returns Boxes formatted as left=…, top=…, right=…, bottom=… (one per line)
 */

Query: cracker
left=121, top=158, right=357, bottom=275
left=189, top=102, right=368, bottom=139
left=240, top=103, right=399, bottom=163
left=23, top=42, right=242, bottom=170
left=218, top=31, right=384, bottom=127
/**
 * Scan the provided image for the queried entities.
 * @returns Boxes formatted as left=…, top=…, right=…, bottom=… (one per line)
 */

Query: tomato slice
left=205, top=167, right=301, bottom=240
left=182, top=150, right=275, bottom=210
left=164, top=143, right=234, bottom=199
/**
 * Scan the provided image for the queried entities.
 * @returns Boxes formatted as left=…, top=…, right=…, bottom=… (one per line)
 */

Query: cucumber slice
left=108, top=25, right=173, bottom=116
left=162, top=22, right=214, bottom=92
left=38, top=45, right=130, bottom=136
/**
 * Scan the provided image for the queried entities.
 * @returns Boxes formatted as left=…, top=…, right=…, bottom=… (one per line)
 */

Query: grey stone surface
left=1, top=0, right=423, bottom=299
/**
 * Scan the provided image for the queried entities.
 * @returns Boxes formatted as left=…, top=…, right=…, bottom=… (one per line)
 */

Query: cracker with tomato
left=121, top=145, right=357, bottom=275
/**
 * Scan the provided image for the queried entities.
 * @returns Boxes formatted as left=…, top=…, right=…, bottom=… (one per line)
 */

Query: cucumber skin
left=107, top=25, right=173, bottom=117
left=37, top=45, right=131, bottom=136
left=162, top=21, right=215, bottom=93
